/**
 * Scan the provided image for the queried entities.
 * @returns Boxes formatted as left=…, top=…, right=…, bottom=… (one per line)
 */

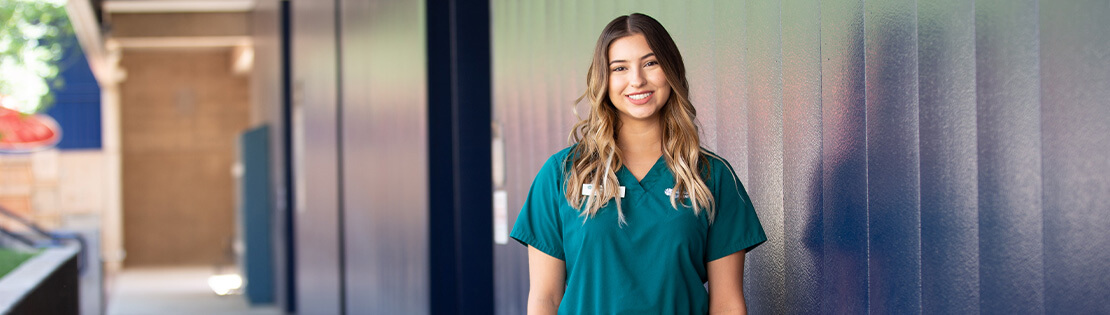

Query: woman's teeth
left=629, top=92, right=652, bottom=100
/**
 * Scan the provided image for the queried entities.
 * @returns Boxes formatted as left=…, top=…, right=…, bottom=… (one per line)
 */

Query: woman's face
left=607, top=34, right=671, bottom=124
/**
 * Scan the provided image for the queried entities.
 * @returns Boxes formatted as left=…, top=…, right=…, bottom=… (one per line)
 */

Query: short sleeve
left=509, top=154, right=567, bottom=261
left=705, top=158, right=767, bottom=262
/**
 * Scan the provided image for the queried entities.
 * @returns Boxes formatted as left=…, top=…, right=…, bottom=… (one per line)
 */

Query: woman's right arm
left=526, top=245, right=566, bottom=315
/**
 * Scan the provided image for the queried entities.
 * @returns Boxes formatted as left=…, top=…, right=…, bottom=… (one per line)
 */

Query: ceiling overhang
left=102, top=0, right=255, bottom=13
left=65, top=0, right=257, bottom=84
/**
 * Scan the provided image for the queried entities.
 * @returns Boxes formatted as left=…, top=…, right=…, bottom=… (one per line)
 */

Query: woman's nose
left=629, top=69, right=645, bottom=87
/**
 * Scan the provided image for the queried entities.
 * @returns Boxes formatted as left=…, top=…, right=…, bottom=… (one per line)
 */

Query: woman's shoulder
left=551, top=144, right=578, bottom=161
left=543, top=144, right=578, bottom=165
left=698, top=147, right=744, bottom=186
left=699, top=147, right=734, bottom=171
left=537, top=144, right=579, bottom=175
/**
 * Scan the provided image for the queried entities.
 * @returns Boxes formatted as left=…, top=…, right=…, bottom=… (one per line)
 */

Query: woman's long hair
left=565, top=13, right=716, bottom=225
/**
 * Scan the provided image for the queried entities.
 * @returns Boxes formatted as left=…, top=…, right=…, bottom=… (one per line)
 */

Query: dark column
left=428, top=0, right=494, bottom=313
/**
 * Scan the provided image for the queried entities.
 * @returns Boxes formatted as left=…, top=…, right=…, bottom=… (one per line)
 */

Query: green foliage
left=0, top=248, right=39, bottom=278
left=0, top=0, right=73, bottom=114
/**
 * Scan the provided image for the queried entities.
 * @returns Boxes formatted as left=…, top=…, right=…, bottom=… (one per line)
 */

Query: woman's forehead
left=608, top=34, right=654, bottom=61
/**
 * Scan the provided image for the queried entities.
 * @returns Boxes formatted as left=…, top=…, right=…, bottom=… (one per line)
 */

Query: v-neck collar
left=618, top=156, right=667, bottom=192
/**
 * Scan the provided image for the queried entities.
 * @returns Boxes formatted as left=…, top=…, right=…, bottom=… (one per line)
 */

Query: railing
left=0, top=205, right=86, bottom=314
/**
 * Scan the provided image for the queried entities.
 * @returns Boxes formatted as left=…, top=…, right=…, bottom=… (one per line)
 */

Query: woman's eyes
left=611, top=61, right=658, bottom=72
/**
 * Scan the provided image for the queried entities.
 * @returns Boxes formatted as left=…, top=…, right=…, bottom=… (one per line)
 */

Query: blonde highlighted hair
left=565, top=13, right=716, bottom=225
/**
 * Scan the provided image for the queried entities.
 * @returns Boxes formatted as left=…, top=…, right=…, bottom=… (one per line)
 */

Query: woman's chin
left=619, top=111, right=661, bottom=122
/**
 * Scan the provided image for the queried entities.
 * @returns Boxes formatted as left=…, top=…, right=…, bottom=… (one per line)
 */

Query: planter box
left=0, top=244, right=79, bottom=314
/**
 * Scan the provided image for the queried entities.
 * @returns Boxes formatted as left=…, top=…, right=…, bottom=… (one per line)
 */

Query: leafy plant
left=0, top=0, right=73, bottom=114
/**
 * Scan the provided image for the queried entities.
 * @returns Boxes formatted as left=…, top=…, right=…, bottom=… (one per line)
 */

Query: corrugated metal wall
left=1039, top=2, right=1110, bottom=312
left=290, top=0, right=343, bottom=313
left=492, top=1, right=1110, bottom=314
left=291, top=0, right=430, bottom=313
left=338, top=0, right=430, bottom=313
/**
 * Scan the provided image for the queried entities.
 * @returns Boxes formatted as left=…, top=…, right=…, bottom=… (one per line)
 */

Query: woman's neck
left=617, top=117, right=663, bottom=156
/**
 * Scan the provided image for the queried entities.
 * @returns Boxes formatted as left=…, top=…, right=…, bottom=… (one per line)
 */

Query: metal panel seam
left=333, top=0, right=347, bottom=313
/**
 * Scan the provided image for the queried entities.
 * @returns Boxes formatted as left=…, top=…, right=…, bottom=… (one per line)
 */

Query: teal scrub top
left=510, top=146, right=767, bottom=314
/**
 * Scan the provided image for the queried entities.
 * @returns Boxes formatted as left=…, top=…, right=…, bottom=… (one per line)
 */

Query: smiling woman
left=606, top=34, right=672, bottom=124
left=509, top=13, right=766, bottom=315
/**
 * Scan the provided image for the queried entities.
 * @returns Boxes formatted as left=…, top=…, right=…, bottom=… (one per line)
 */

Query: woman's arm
left=526, top=245, right=566, bottom=315
left=707, top=250, right=748, bottom=315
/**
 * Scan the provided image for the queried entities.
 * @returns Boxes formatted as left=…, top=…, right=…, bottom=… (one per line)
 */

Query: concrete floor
left=107, top=266, right=282, bottom=315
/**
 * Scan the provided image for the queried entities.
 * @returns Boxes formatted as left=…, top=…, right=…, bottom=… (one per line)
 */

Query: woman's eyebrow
left=609, top=53, right=656, bottom=66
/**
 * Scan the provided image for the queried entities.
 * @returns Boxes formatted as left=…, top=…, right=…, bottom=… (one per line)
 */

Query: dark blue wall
left=47, top=44, right=101, bottom=150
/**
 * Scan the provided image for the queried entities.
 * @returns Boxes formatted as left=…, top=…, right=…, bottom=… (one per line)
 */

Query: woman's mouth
left=626, top=91, right=653, bottom=105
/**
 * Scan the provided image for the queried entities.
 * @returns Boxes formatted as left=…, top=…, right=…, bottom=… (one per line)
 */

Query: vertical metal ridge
left=917, top=0, right=979, bottom=313
left=975, top=0, right=1044, bottom=312
left=815, top=1, right=824, bottom=312
left=448, top=0, right=464, bottom=311
left=1034, top=0, right=1046, bottom=309
left=913, top=3, right=923, bottom=314
left=333, top=0, right=347, bottom=313
left=860, top=1, right=871, bottom=312
left=279, top=2, right=297, bottom=312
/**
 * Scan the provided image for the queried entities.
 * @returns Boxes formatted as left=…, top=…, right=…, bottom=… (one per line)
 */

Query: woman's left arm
left=707, top=250, right=747, bottom=315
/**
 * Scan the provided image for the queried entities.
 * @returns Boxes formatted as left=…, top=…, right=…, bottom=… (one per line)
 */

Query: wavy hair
left=565, top=13, right=716, bottom=225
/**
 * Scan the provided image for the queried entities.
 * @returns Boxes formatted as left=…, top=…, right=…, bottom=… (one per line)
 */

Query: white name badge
left=582, top=184, right=626, bottom=198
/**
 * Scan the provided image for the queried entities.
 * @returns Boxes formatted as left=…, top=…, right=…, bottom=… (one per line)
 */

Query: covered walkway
left=107, top=267, right=280, bottom=315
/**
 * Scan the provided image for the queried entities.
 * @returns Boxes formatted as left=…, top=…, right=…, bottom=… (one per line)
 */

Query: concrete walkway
left=107, top=266, right=282, bottom=315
